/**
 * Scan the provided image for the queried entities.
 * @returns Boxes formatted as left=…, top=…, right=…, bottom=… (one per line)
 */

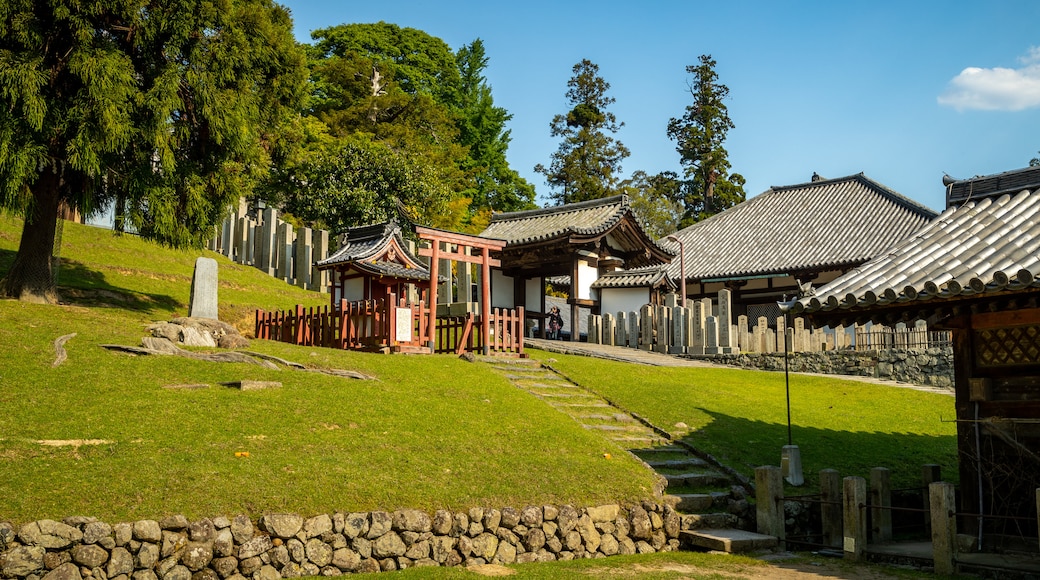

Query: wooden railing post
left=820, top=469, right=842, bottom=548
left=930, top=481, right=957, bottom=575
left=843, top=476, right=867, bottom=561
left=755, top=466, right=784, bottom=545
left=870, top=467, right=892, bottom=542
left=923, top=464, right=941, bottom=535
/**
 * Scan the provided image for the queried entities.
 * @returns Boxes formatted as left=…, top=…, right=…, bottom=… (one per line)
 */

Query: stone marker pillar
left=258, top=207, right=277, bottom=276
left=737, top=314, right=749, bottom=352
left=639, top=305, right=654, bottom=351
left=276, top=221, right=294, bottom=283
left=782, top=445, right=804, bottom=486
left=704, top=316, right=720, bottom=354
left=628, top=311, right=639, bottom=349
left=294, top=227, right=312, bottom=290
left=669, top=305, right=686, bottom=354
left=717, top=289, right=738, bottom=353
left=689, top=300, right=707, bottom=355
left=776, top=316, right=786, bottom=352
left=755, top=466, right=785, bottom=544
left=188, top=257, right=219, bottom=320
left=616, top=311, right=628, bottom=347
left=930, top=481, right=957, bottom=575
left=588, top=314, right=601, bottom=344
left=843, top=476, right=867, bottom=561
left=870, top=467, right=892, bottom=543
left=654, top=305, right=670, bottom=354
left=237, top=216, right=252, bottom=265
left=820, top=469, right=842, bottom=548
left=603, top=313, right=615, bottom=346
left=311, top=230, right=329, bottom=293
left=220, top=213, right=233, bottom=258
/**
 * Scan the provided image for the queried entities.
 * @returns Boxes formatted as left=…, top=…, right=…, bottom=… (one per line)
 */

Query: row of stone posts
left=755, top=464, right=957, bottom=574
left=586, top=291, right=942, bottom=355
left=207, top=201, right=332, bottom=293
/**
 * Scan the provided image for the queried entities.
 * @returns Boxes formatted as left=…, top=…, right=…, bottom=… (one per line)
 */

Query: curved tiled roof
left=662, top=173, right=937, bottom=281
left=590, top=266, right=676, bottom=290
left=316, top=221, right=430, bottom=280
left=480, top=195, right=672, bottom=255
left=791, top=188, right=1040, bottom=319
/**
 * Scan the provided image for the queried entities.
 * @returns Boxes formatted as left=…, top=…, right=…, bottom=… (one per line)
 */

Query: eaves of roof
left=790, top=188, right=1040, bottom=322
left=660, top=173, right=937, bottom=281
left=590, top=266, right=676, bottom=290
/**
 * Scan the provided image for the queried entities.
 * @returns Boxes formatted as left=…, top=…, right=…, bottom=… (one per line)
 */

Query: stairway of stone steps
left=478, top=356, right=777, bottom=554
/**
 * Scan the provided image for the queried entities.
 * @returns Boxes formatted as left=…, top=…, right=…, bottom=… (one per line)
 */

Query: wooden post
left=755, top=466, right=785, bottom=545
left=870, top=467, right=892, bottom=543
left=923, top=464, right=941, bottom=535
left=930, top=481, right=957, bottom=576
left=843, top=476, right=866, bottom=561
left=1036, top=488, right=1040, bottom=553
left=820, top=469, right=842, bottom=548
left=428, top=241, right=439, bottom=351
left=481, top=247, right=491, bottom=356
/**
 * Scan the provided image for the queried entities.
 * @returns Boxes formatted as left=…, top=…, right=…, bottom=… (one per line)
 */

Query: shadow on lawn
left=680, top=409, right=959, bottom=487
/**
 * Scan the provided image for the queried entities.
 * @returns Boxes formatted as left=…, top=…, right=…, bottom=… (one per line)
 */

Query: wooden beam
left=414, top=226, right=506, bottom=250
left=417, top=246, right=501, bottom=267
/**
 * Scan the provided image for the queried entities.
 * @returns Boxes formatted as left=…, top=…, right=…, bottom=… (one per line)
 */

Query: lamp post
left=666, top=235, right=686, bottom=307
left=777, top=295, right=803, bottom=486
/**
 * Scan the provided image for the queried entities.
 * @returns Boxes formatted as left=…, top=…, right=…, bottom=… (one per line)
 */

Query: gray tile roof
left=790, top=187, right=1040, bottom=319
left=590, top=266, right=677, bottom=290
left=315, top=221, right=430, bottom=280
left=480, top=195, right=672, bottom=256
left=945, top=165, right=1040, bottom=206
left=662, top=173, right=937, bottom=281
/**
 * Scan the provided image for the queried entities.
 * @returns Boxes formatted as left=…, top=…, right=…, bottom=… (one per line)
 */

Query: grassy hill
left=0, top=215, right=659, bottom=525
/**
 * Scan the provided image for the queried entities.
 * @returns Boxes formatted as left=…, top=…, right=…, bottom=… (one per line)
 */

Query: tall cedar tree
left=455, top=39, right=536, bottom=220
left=0, top=0, right=307, bottom=302
left=666, top=55, right=746, bottom=226
left=536, top=60, right=629, bottom=205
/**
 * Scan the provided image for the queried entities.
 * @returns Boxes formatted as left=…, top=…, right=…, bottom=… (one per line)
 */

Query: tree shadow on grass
left=0, top=249, right=182, bottom=315
left=680, top=409, right=959, bottom=489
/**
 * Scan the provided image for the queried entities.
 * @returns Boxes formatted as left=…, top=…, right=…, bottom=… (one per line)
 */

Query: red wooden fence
left=256, top=300, right=524, bottom=356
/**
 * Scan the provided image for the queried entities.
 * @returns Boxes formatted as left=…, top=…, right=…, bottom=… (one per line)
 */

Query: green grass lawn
left=531, top=351, right=958, bottom=490
left=0, top=216, right=658, bottom=524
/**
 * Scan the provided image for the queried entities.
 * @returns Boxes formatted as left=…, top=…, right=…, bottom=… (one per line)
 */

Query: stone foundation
left=0, top=503, right=685, bottom=579
left=698, top=347, right=954, bottom=389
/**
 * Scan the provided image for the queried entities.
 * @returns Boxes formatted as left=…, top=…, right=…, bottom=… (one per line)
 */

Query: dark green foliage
left=455, top=39, right=536, bottom=217
left=536, top=59, right=630, bottom=205
left=282, top=135, right=451, bottom=233
left=621, top=171, right=683, bottom=238
left=0, top=0, right=307, bottom=300
left=666, top=55, right=745, bottom=226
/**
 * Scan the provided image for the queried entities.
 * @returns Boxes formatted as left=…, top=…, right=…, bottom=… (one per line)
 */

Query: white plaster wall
left=343, top=277, right=365, bottom=302
left=491, top=269, right=514, bottom=309
left=525, top=278, right=543, bottom=312
left=601, top=287, right=651, bottom=316
left=576, top=260, right=598, bottom=300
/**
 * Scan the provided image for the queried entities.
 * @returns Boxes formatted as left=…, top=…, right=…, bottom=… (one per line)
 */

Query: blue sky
left=280, top=0, right=1040, bottom=212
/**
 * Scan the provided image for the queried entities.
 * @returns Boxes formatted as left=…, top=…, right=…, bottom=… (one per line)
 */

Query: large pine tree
left=0, top=0, right=307, bottom=302
left=666, top=55, right=745, bottom=226
left=536, top=59, right=629, bottom=205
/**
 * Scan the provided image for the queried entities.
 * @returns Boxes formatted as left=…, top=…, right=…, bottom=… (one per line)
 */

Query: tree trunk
left=1, top=171, right=61, bottom=303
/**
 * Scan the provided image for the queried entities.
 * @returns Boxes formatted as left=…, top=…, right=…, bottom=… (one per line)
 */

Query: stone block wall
left=700, top=347, right=954, bottom=389
left=0, top=502, right=685, bottom=580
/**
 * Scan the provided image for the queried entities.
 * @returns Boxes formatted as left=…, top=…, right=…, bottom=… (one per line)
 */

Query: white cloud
left=938, top=46, right=1040, bottom=111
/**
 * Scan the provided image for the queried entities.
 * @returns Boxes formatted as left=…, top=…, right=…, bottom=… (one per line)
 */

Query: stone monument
left=188, top=257, right=219, bottom=320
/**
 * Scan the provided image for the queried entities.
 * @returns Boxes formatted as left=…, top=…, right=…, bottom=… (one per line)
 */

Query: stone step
left=630, top=445, right=686, bottom=454
left=518, top=381, right=579, bottom=389
left=611, top=436, right=670, bottom=446
left=681, top=513, right=739, bottom=530
left=549, top=402, right=612, bottom=408
left=531, top=392, right=599, bottom=399
left=578, top=413, right=636, bottom=422
left=646, top=458, right=708, bottom=469
left=665, top=493, right=715, bottom=513
left=582, top=424, right=651, bottom=433
left=663, top=472, right=731, bottom=488
left=680, top=529, right=778, bottom=553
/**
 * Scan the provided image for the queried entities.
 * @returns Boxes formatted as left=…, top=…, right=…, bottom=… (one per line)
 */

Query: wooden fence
left=256, top=299, right=524, bottom=356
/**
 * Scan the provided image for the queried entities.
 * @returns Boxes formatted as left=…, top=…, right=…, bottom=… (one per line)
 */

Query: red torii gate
left=414, top=226, right=506, bottom=356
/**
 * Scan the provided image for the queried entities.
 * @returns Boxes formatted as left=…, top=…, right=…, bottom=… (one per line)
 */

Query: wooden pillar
left=843, top=476, right=866, bottom=561
left=481, top=246, right=491, bottom=356
left=870, top=467, right=892, bottom=543
left=923, top=464, right=941, bottom=535
left=820, top=469, right=842, bottom=548
left=428, top=241, right=439, bottom=351
left=755, top=466, right=784, bottom=544
left=930, top=481, right=957, bottom=576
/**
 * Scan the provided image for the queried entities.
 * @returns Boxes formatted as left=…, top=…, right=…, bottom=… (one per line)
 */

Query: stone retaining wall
left=0, top=503, right=685, bottom=580
left=698, top=347, right=955, bottom=389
